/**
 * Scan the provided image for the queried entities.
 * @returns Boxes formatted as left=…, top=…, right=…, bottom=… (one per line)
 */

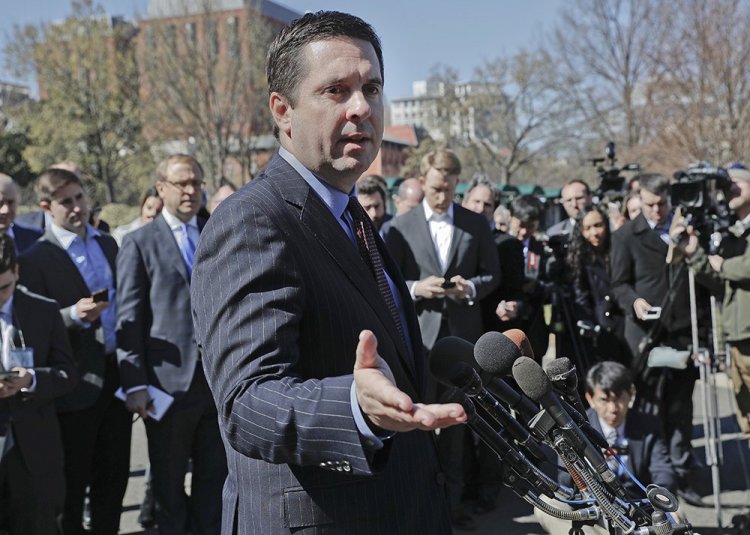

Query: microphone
left=430, top=338, right=547, bottom=462
left=470, top=333, right=541, bottom=421
left=441, top=388, right=558, bottom=499
left=544, top=357, right=589, bottom=417
left=476, top=331, right=609, bottom=450
left=511, top=357, right=624, bottom=495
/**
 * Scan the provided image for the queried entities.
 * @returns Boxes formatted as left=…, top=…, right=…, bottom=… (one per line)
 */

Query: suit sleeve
left=191, top=197, right=378, bottom=476
left=383, top=222, right=418, bottom=288
left=610, top=228, right=639, bottom=315
left=21, top=298, right=78, bottom=405
left=647, top=427, right=677, bottom=491
left=19, top=249, right=81, bottom=330
left=115, top=234, right=150, bottom=389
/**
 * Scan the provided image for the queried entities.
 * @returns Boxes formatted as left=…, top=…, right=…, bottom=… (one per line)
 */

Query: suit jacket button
left=435, top=472, right=446, bottom=486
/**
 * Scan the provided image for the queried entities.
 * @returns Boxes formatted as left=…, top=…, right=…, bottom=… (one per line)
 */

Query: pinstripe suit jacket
left=191, top=154, right=451, bottom=535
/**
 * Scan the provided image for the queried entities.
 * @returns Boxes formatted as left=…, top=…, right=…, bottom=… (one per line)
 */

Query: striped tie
left=347, top=197, right=408, bottom=350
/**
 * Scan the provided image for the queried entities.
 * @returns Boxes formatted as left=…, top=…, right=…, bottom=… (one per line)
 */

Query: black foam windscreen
left=429, top=336, right=474, bottom=386
left=511, top=356, right=551, bottom=402
left=474, top=331, right=522, bottom=376
left=544, top=357, right=573, bottom=378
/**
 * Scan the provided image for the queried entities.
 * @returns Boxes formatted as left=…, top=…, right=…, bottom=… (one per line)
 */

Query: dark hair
left=35, top=168, right=83, bottom=204
left=585, top=361, right=633, bottom=397
left=357, top=175, right=386, bottom=204
left=140, top=186, right=160, bottom=210
left=267, top=11, right=383, bottom=109
left=636, top=173, right=670, bottom=197
left=509, top=194, right=543, bottom=225
left=0, top=234, right=17, bottom=274
left=562, top=179, right=591, bottom=197
left=566, top=205, right=612, bottom=289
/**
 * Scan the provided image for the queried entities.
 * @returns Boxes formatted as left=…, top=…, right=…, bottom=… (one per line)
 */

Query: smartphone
left=441, top=281, right=456, bottom=289
left=644, top=307, right=662, bottom=320
left=0, top=370, right=20, bottom=380
left=92, top=288, right=109, bottom=303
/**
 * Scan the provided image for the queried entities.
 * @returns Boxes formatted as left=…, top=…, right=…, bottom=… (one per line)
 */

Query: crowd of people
left=1, top=8, right=750, bottom=535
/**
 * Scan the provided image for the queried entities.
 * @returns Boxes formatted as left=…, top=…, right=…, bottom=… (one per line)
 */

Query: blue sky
left=1, top=0, right=564, bottom=101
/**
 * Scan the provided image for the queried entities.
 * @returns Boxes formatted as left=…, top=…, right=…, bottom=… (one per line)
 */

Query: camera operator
left=680, top=165, right=750, bottom=443
left=610, top=173, right=703, bottom=506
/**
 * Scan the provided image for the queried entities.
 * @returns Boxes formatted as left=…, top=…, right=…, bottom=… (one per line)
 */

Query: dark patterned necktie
left=347, top=197, right=408, bottom=349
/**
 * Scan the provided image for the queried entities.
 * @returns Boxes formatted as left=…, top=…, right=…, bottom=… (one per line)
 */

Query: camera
left=588, top=141, right=640, bottom=203
left=671, top=163, right=732, bottom=254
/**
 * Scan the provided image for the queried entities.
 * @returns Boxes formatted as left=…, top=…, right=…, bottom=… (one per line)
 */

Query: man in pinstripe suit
left=191, top=11, right=466, bottom=535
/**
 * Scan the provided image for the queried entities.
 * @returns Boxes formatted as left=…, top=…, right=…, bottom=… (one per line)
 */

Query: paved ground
left=118, top=373, right=750, bottom=535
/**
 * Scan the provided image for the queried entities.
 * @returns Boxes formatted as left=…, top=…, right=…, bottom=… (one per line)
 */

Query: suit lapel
left=39, top=230, right=90, bottom=297
left=272, top=157, right=419, bottom=389
left=633, top=214, right=668, bottom=255
left=445, top=204, right=465, bottom=274
left=409, top=205, right=443, bottom=275
left=155, top=215, right=190, bottom=284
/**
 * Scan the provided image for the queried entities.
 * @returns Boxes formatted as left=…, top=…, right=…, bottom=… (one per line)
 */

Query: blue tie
left=181, top=224, right=196, bottom=275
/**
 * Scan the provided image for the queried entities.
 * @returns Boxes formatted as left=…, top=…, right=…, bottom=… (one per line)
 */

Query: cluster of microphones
left=429, top=330, right=695, bottom=535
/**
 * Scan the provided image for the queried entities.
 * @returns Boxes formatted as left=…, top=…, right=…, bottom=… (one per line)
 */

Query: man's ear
left=39, top=201, right=51, bottom=213
left=269, top=92, right=292, bottom=138
left=584, top=392, right=594, bottom=408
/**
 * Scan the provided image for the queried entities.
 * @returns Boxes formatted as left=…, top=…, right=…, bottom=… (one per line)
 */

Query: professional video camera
left=671, top=162, right=732, bottom=254
left=588, top=141, right=641, bottom=203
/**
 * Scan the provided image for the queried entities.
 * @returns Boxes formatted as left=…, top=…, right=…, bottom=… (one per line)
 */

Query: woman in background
left=567, top=205, right=630, bottom=365
left=112, top=187, right=163, bottom=246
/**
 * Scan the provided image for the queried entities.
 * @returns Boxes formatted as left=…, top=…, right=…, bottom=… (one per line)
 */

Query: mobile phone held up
left=0, top=370, right=20, bottom=381
left=643, top=307, right=662, bottom=320
left=92, top=288, right=109, bottom=303
left=441, top=281, right=456, bottom=289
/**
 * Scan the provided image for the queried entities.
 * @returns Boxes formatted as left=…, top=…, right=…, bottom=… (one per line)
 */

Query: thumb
left=354, top=330, right=379, bottom=371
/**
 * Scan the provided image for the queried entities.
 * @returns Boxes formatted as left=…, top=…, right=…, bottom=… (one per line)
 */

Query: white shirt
left=423, top=200, right=454, bottom=273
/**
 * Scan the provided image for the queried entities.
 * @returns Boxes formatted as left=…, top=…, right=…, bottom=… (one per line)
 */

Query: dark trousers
left=58, top=356, right=132, bottom=535
left=145, top=365, right=226, bottom=535
left=0, top=444, right=64, bottom=535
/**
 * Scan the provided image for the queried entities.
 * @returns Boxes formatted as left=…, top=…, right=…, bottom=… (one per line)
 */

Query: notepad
left=115, top=385, right=174, bottom=421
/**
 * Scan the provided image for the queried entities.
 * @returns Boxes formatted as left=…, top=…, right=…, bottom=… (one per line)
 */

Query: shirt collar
left=50, top=222, right=100, bottom=251
left=161, top=209, right=197, bottom=231
left=0, top=294, right=12, bottom=318
left=422, top=199, right=454, bottom=223
left=598, top=417, right=626, bottom=441
left=279, top=147, right=352, bottom=221
left=6, top=225, right=13, bottom=240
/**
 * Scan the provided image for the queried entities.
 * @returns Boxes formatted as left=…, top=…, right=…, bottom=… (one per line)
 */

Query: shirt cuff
left=350, top=381, right=393, bottom=449
left=20, top=369, right=36, bottom=393
left=126, top=385, right=148, bottom=395
left=464, top=279, right=477, bottom=299
left=408, top=281, right=420, bottom=300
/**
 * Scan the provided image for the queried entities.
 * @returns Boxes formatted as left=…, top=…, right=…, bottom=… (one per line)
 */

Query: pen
left=132, top=398, right=155, bottom=422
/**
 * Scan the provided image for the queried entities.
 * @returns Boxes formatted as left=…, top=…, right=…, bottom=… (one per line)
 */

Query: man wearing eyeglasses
left=18, top=167, right=131, bottom=534
left=115, top=154, right=225, bottom=534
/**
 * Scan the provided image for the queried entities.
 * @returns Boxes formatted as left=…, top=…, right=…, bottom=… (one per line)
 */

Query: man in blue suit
left=191, top=11, right=466, bottom=535
left=116, top=154, right=226, bottom=534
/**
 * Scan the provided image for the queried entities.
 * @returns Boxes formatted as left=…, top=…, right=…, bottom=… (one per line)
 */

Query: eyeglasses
left=164, top=179, right=204, bottom=192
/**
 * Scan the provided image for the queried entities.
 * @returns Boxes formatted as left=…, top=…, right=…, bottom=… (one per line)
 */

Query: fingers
left=354, top=330, right=379, bottom=371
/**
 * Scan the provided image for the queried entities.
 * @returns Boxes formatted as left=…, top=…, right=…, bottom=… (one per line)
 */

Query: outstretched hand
left=353, top=330, right=466, bottom=433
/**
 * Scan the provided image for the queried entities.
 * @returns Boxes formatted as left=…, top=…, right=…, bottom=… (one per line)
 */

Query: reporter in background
left=0, top=233, right=78, bottom=534
left=683, top=164, right=750, bottom=442
left=610, top=173, right=701, bottom=506
left=567, top=206, right=629, bottom=364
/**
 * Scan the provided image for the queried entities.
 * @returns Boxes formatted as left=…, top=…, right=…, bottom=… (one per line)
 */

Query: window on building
left=227, top=16, right=240, bottom=58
